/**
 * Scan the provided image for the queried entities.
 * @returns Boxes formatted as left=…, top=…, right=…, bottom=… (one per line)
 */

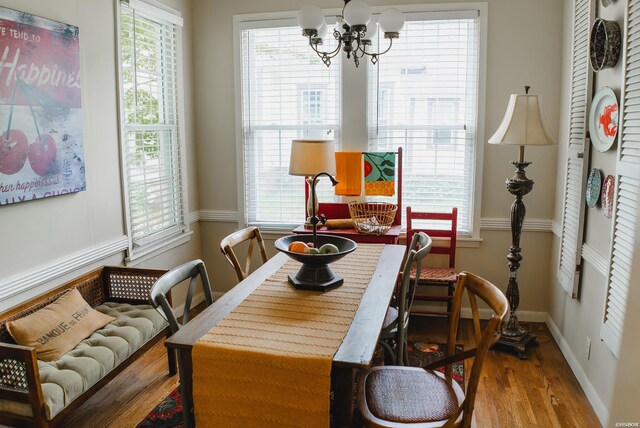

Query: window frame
left=233, top=4, right=487, bottom=239
left=116, top=0, right=191, bottom=263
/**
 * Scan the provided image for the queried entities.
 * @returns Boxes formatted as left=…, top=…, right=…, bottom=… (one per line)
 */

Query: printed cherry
left=28, top=133, right=57, bottom=176
left=0, top=129, right=29, bottom=175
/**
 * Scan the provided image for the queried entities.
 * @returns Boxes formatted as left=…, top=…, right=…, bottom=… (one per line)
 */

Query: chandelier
left=297, top=0, right=404, bottom=67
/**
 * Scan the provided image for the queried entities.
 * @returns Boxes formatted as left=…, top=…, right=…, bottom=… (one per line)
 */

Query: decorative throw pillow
left=6, top=288, right=115, bottom=362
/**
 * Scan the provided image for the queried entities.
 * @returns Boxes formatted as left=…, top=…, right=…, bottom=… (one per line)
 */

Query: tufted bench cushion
left=32, top=302, right=166, bottom=420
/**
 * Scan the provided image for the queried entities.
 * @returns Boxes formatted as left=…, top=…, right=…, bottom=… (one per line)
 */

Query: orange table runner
left=192, top=244, right=385, bottom=427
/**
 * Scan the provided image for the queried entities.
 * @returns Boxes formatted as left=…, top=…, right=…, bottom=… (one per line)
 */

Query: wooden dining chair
left=406, top=206, right=458, bottom=322
left=378, top=232, right=432, bottom=366
left=149, top=259, right=214, bottom=428
left=220, top=226, right=268, bottom=282
left=357, top=271, right=509, bottom=428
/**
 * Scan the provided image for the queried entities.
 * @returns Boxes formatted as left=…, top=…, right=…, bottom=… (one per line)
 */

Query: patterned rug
left=137, top=341, right=463, bottom=427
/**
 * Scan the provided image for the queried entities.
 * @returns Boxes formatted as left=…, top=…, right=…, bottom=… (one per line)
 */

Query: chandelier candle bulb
left=297, top=5, right=324, bottom=32
left=343, top=0, right=371, bottom=27
left=380, top=8, right=405, bottom=35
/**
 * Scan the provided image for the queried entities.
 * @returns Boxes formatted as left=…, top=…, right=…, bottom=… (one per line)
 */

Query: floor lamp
left=488, top=86, right=556, bottom=359
left=288, top=139, right=337, bottom=228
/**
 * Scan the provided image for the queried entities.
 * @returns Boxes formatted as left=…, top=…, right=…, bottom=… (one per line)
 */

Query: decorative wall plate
left=590, top=18, right=621, bottom=71
left=601, top=175, right=615, bottom=219
left=589, top=87, right=619, bottom=152
left=585, top=168, right=602, bottom=208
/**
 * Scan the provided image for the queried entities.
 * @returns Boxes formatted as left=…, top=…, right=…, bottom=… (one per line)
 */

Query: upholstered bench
left=0, top=266, right=172, bottom=427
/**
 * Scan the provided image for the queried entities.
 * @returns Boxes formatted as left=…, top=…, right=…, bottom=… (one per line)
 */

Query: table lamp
left=289, top=139, right=337, bottom=227
left=488, top=85, right=556, bottom=358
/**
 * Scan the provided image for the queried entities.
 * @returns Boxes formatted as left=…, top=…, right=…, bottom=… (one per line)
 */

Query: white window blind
left=120, top=1, right=187, bottom=253
left=239, top=22, right=340, bottom=228
left=557, top=0, right=593, bottom=297
left=367, top=12, right=480, bottom=235
left=601, top=0, right=640, bottom=356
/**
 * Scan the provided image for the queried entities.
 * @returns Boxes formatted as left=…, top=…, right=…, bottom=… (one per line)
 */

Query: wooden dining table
left=165, top=243, right=406, bottom=427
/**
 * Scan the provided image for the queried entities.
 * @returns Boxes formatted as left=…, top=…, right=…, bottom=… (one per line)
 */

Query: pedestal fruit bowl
left=275, top=234, right=357, bottom=291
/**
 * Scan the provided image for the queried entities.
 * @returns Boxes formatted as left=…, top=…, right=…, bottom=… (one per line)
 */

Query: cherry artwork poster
left=0, top=7, right=85, bottom=206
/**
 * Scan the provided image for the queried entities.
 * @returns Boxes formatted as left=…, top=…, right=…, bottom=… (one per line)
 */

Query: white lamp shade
left=488, top=94, right=556, bottom=146
left=363, top=20, right=377, bottom=41
left=298, top=5, right=324, bottom=30
left=289, top=140, right=337, bottom=176
left=379, top=8, right=404, bottom=33
left=343, top=0, right=371, bottom=27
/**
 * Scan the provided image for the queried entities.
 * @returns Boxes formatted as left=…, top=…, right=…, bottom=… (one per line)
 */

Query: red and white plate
left=589, top=87, right=619, bottom=152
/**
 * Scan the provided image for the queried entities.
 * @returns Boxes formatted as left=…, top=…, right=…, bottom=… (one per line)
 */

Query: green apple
left=309, top=247, right=320, bottom=254
left=319, top=243, right=339, bottom=254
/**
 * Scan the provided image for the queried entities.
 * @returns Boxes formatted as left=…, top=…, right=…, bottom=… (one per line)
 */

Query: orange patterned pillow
left=7, top=288, right=115, bottom=361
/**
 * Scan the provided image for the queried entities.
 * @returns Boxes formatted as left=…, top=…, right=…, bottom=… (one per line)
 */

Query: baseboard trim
left=545, top=315, right=608, bottom=425
left=0, top=235, right=128, bottom=302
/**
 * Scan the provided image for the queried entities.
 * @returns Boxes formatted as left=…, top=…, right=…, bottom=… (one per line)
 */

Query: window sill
left=125, top=230, right=194, bottom=267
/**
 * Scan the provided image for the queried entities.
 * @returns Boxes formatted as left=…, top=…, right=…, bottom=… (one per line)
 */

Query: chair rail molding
left=480, top=217, right=554, bottom=232
left=0, top=235, right=129, bottom=302
left=199, top=210, right=239, bottom=223
left=581, top=243, right=608, bottom=277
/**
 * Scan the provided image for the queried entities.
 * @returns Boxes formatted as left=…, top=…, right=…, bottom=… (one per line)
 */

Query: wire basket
left=348, top=202, right=398, bottom=235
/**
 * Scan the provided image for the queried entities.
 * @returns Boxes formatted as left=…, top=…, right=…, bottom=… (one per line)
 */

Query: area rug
left=137, top=342, right=464, bottom=427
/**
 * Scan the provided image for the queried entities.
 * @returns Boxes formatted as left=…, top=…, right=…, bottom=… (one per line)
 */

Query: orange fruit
left=288, top=241, right=310, bottom=254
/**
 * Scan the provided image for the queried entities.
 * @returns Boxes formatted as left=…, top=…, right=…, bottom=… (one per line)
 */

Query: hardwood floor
left=61, top=317, right=600, bottom=428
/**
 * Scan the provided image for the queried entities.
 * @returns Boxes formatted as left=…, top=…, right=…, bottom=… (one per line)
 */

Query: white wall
left=0, top=0, right=201, bottom=312
left=548, top=0, right=636, bottom=423
left=191, top=0, right=564, bottom=313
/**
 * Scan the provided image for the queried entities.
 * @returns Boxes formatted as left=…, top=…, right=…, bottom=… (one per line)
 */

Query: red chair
left=406, top=206, right=458, bottom=321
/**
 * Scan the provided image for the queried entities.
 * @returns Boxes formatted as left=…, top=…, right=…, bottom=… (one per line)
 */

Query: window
left=119, top=0, right=188, bottom=258
left=236, top=7, right=484, bottom=234
left=238, top=22, right=340, bottom=228
left=368, top=12, right=481, bottom=235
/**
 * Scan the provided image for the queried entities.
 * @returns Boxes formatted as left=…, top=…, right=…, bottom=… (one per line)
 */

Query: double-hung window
left=119, top=0, right=189, bottom=259
left=237, top=20, right=341, bottom=228
left=236, top=6, right=484, bottom=235
left=368, top=11, right=481, bottom=236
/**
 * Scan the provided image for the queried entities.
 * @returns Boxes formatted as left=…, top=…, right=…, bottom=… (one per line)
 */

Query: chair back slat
left=406, top=206, right=458, bottom=268
left=220, top=226, right=268, bottom=282
left=149, top=259, right=214, bottom=334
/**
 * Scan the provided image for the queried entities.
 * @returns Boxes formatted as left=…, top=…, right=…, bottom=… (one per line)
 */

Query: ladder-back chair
left=406, top=206, right=458, bottom=321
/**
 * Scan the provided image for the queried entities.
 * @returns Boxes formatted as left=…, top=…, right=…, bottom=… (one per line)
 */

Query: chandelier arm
left=361, top=37, right=394, bottom=57
left=307, top=35, right=343, bottom=60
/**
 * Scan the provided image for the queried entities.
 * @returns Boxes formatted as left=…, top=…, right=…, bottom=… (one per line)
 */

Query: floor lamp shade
left=489, top=94, right=556, bottom=147
left=289, top=140, right=337, bottom=176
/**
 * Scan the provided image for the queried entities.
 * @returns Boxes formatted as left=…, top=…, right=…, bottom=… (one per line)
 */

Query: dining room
left=0, top=0, right=639, bottom=426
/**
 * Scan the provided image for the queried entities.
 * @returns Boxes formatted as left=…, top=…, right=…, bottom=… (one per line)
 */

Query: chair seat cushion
left=35, top=302, right=167, bottom=420
left=364, top=366, right=461, bottom=424
left=411, top=266, right=458, bottom=284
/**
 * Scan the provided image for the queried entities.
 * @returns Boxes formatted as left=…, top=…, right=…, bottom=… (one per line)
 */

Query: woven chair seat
left=364, top=366, right=461, bottom=423
left=411, top=266, right=458, bottom=283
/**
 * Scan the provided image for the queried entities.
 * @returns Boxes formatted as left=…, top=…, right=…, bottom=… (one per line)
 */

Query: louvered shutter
left=557, top=0, right=593, bottom=297
left=238, top=20, right=341, bottom=228
left=601, top=0, right=640, bottom=357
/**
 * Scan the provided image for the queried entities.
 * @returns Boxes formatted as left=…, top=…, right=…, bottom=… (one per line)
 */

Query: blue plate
left=586, top=168, right=602, bottom=208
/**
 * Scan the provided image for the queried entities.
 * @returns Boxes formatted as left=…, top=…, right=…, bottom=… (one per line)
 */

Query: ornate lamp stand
left=496, top=150, right=539, bottom=359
